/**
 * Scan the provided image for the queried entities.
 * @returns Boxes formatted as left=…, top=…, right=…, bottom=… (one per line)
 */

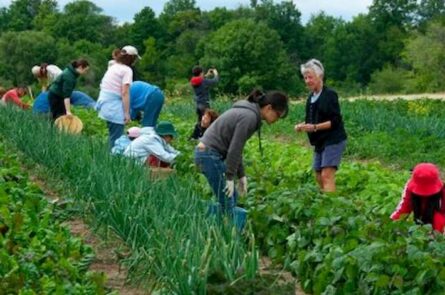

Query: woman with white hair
left=31, top=64, right=62, bottom=91
left=295, top=59, right=347, bottom=193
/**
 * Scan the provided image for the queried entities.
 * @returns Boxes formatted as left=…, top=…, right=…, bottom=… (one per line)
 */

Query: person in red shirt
left=1, top=86, right=30, bottom=109
left=391, top=163, right=445, bottom=233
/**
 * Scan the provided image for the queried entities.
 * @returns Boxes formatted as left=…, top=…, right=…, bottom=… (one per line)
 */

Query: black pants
left=48, top=91, right=66, bottom=120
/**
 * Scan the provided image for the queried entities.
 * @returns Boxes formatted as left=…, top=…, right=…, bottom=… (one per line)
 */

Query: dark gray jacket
left=200, top=100, right=261, bottom=180
left=190, top=75, right=219, bottom=105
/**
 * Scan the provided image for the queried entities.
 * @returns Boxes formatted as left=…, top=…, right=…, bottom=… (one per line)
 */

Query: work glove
left=238, top=176, right=248, bottom=196
left=224, top=180, right=235, bottom=198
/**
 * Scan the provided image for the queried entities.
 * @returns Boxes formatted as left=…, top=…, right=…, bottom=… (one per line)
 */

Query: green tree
left=303, top=13, right=343, bottom=62
left=0, top=7, right=11, bottom=33
left=202, top=7, right=236, bottom=31
left=404, top=21, right=445, bottom=91
left=368, top=65, right=411, bottom=93
left=253, top=0, right=305, bottom=62
left=137, top=37, right=165, bottom=86
left=200, top=19, right=300, bottom=94
left=130, top=7, right=163, bottom=55
left=368, top=0, right=418, bottom=66
left=111, top=23, right=133, bottom=48
left=32, top=0, right=58, bottom=31
left=48, top=0, right=116, bottom=44
left=417, top=0, right=445, bottom=28
left=161, top=0, right=197, bottom=18
left=4, top=0, right=43, bottom=31
left=0, top=30, right=56, bottom=85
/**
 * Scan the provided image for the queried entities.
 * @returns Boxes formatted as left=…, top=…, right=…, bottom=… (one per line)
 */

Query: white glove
left=224, top=180, right=235, bottom=198
left=238, top=176, right=248, bottom=196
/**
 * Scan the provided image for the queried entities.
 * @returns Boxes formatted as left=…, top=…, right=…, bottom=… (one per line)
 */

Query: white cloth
left=96, top=90, right=124, bottom=124
left=46, top=65, right=62, bottom=83
left=100, top=63, right=133, bottom=96
left=310, top=89, right=322, bottom=103
left=123, top=128, right=180, bottom=165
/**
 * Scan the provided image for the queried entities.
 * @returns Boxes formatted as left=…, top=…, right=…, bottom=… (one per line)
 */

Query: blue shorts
left=313, top=140, right=346, bottom=171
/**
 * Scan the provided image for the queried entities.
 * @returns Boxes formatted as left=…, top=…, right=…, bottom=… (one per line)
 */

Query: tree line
left=0, top=0, right=444, bottom=97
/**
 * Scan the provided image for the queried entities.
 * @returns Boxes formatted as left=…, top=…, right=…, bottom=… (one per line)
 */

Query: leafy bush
left=368, top=66, right=412, bottom=94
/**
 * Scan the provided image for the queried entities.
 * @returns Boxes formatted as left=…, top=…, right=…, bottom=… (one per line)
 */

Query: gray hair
left=300, top=59, right=324, bottom=78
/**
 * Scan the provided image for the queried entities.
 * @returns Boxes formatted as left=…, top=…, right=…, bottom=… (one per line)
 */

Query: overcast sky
left=0, top=0, right=374, bottom=24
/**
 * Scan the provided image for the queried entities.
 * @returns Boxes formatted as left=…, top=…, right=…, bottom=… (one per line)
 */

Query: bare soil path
left=26, top=166, right=147, bottom=295
left=345, top=92, right=445, bottom=101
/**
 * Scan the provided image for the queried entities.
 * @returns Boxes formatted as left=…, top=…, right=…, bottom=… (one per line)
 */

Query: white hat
left=122, top=45, right=141, bottom=59
left=31, top=65, right=41, bottom=76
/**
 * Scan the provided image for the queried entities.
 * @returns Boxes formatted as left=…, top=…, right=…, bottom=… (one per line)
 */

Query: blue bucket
left=233, top=206, right=247, bottom=232
left=207, top=202, right=247, bottom=232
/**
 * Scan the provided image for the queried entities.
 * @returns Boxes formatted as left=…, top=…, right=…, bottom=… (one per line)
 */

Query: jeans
left=194, top=146, right=237, bottom=213
left=107, top=121, right=124, bottom=149
left=142, top=88, right=165, bottom=127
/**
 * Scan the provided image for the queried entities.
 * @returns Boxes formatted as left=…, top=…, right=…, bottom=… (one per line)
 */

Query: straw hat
left=54, top=115, right=83, bottom=134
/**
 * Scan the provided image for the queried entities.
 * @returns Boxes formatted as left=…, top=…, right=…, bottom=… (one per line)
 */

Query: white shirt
left=100, top=63, right=133, bottom=95
left=46, top=65, right=62, bottom=83
left=310, top=89, right=322, bottom=103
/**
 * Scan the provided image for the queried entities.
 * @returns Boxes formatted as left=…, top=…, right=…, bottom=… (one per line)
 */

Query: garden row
left=4, top=97, right=445, bottom=294
left=161, top=97, right=445, bottom=294
left=0, top=139, right=108, bottom=294
left=0, top=105, right=297, bottom=294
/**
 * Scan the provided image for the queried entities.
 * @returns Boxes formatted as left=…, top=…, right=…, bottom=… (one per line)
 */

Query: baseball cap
left=122, top=45, right=141, bottom=59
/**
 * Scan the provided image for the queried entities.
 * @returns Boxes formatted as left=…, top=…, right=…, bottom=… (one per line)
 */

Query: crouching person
left=391, top=163, right=445, bottom=233
left=2, top=86, right=30, bottom=109
left=124, top=121, right=180, bottom=168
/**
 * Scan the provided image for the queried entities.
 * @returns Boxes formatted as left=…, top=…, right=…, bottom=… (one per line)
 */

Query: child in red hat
left=391, top=163, right=445, bottom=232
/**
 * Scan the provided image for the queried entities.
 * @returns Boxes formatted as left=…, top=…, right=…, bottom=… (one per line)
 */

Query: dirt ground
left=28, top=168, right=147, bottom=295
left=346, top=92, right=445, bottom=101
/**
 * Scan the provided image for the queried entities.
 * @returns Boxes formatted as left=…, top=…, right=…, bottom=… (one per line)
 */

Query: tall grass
left=0, top=106, right=258, bottom=294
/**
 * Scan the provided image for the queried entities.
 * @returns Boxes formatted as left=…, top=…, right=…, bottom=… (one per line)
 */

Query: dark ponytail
left=247, top=88, right=289, bottom=118
left=71, top=58, right=89, bottom=69
left=247, top=89, right=264, bottom=103
left=412, top=192, right=441, bottom=225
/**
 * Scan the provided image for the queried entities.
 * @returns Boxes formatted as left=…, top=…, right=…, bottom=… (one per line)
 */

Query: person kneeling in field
left=33, top=91, right=96, bottom=115
left=391, top=163, right=445, bottom=233
left=123, top=121, right=180, bottom=168
left=1, top=86, right=30, bottom=109
left=111, top=126, right=141, bottom=155
left=189, top=108, right=219, bottom=140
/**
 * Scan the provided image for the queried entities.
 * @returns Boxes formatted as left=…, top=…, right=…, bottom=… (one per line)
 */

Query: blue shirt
left=33, top=91, right=96, bottom=113
left=111, top=135, right=132, bottom=155
left=130, top=81, right=159, bottom=119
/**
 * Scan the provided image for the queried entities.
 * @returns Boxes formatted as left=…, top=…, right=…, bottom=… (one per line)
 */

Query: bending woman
left=195, top=89, right=288, bottom=214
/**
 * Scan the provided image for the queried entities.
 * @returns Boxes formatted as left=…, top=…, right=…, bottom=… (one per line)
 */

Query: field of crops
left=1, top=97, right=445, bottom=294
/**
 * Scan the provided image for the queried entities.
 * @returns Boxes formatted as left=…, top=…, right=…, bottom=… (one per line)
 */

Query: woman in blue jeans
left=129, top=81, right=165, bottom=130
left=96, top=45, right=140, bottom=148
left=194, top=89, right=289, bottom=217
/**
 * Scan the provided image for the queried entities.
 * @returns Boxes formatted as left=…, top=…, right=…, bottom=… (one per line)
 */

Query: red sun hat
left=408, top=163, right=443, bottom=196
